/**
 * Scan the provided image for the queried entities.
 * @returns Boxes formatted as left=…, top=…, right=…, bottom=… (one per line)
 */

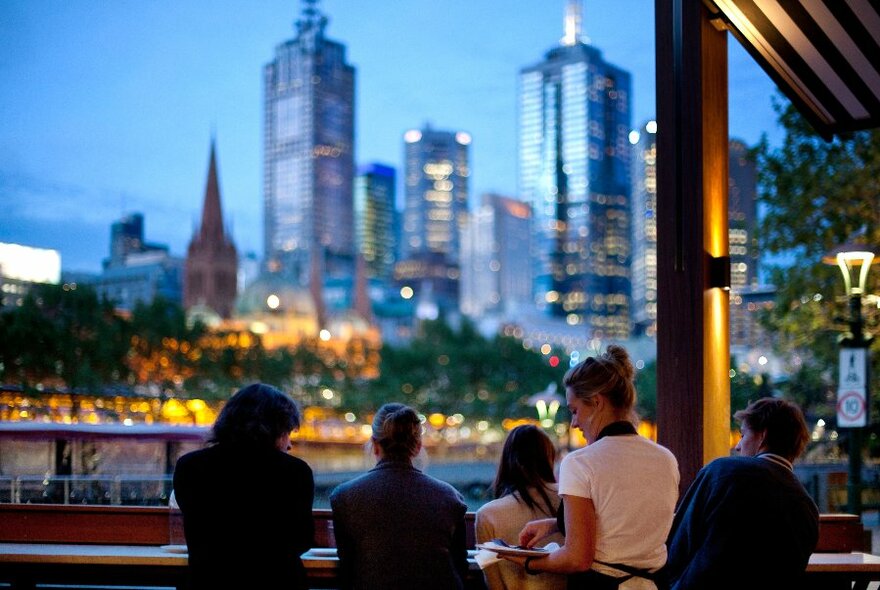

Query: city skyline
left=0, top=0, right=781, bottom=274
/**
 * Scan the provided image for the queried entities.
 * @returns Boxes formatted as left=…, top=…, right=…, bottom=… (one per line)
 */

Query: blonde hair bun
left=603, top=344, right=635, bottom=382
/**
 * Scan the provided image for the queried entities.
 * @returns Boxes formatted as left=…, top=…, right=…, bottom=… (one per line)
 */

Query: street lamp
left=528, top=383, right=562, bottom=429
left=823, top=243, right=877, bottom=515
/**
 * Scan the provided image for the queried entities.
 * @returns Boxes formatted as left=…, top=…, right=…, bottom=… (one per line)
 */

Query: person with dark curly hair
left=330, top=402, right=469, bottom=590
left=172, top=383, right=315, bottom=590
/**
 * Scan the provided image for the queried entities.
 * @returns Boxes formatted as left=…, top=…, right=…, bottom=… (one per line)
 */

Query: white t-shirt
left=558, top=434, right=679, bottom=589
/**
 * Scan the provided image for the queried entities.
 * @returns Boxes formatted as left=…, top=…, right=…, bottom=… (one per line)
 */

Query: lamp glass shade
left=836, top=251, right=875, bottom=296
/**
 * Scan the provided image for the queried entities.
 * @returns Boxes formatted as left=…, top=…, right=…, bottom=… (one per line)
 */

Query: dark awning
left=706, top=0, right=880, bottom=140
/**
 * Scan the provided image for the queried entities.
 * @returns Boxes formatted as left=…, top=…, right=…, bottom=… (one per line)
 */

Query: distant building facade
left=397, top=124, right=471, bottom=314
left=0, top=242, right=61, bottom=308
left=461, top=193, right=532, bottom=317
left=519, top=0, right=632, bottom=338
left=237, top=252, right=261, bottom=295
left=729, top=138, right=759, bottom=290
left=90, top=251, right=184, bottom=311
left=263, top=0, right=355, bottom=289
left=730, top=284, right=776, bottom=350
left=354, top=163, right=397, bottom=282
left=630, top=120, right=658, bottom=337
left=402, top=124, right=470, bottom=264
left=184, top=143, right=238, bottom=318
left=104, top=213, right=167, bottom=270
left=85, top=214, right=183, bottom=311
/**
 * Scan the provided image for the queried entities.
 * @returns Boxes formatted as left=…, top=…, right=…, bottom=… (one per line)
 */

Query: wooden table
left=4, top=544, right=878, bottom=590
left=805, top=552, right=880, bottom=590
left=0, top=543, right=483, bottom=589
left=0, top=542, right=189, bottom=589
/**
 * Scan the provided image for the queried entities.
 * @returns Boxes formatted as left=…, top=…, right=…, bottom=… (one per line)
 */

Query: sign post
left=837, top=348, right=868, bottom=428
left=824, top=245, right=877, bottom=516
left=837, top=344, right=870, bottom=515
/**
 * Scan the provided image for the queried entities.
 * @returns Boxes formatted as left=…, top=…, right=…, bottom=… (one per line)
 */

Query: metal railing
left=0, top=471, right=493, bottom=510
left=0, top=475, right=173, bottom=505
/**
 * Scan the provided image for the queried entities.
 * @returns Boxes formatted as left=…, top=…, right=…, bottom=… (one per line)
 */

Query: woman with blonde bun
left=502, top=345, right=680, bottom=590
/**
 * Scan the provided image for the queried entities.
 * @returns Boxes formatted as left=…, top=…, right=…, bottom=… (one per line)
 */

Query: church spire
left=185, top=138, right=238, bottom=319
left=199, top=140, right=226, bottom=244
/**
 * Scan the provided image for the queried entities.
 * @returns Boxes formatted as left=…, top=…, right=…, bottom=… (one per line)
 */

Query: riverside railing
left=0, top=475, right=173, bottom=505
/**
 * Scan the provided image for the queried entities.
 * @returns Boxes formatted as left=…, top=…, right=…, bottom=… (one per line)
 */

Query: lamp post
left=529, top=382, right=562, bottom=430
left=528, top=382, right=564, bottom=450
left=823, top=244, right=877, bottom=515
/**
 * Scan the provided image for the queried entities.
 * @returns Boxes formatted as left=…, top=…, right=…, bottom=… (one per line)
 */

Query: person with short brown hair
left=664, top=397, right=819, bottom=590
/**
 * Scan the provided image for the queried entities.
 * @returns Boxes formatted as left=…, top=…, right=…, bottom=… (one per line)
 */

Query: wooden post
left=655, top=0, right=731, bottom=494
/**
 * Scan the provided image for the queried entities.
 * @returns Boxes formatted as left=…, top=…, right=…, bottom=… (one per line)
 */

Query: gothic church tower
left=184, top=142, right=238, bottom=318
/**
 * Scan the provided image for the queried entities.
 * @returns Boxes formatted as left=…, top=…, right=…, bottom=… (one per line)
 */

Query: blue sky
left=0, top=0, right=781, bottom=273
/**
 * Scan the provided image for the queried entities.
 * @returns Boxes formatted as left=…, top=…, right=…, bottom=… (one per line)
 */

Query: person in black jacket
left=665, top=397, right=819, bottom=590
left=172, top=383, right=315, bottom=590
left=330, top=402, right=469, bottom=590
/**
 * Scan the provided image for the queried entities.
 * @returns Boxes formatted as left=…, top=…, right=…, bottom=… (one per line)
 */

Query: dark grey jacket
left=330, top=458, right=469, bottom=590
left=665, top=455, right=819, bottom=590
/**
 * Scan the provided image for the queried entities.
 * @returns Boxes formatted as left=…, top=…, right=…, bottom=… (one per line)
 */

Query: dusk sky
left=0, top=0, right=782, bottom=274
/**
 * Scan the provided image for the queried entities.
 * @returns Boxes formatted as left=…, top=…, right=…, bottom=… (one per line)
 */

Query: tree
left=634, top=360, right=657, bottom=422
left=0, top=284, right=129, bottom=391
left=362, top=319, right=567, bottom=419
left=754, top=97, right=880, bottom=429
left=729, top=361, right=770, bottom=420
left=128, top=297, right=205, bottom=391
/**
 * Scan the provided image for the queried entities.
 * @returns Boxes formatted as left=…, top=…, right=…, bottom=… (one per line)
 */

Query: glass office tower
left=402, top=124, right=470, bottom=265
left=354, top=163, right=397, bottom=282
left=397, top=124, right=470, bottom=314
left=728, top=138, right=759, bottom=290
left=460, top=193, right=532, bottom=317
left=630, top=121, right=658, bottom=337
left=263, top=0, right=355, bottom=286
left=518, top=0, right=632, bottom=338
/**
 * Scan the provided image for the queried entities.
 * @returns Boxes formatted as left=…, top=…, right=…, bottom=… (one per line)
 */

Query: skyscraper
left=402, top=124, right=470, bottom=265
left=396, top=124, right=471, bottom=313
left=728, top=138, right=765, bottom=352
left=461, top=193, right=532, bottom=317
left=630, top=120, right=658, bottom=337
left=518, top=0, right=632, bottom=338
left=184, top=142, right=238, bottom=318
left=728, top=138, right=759, bottom=290
left=263, top=0, right=355, bottom=288
left=354, top=163, right=397, bottom=282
